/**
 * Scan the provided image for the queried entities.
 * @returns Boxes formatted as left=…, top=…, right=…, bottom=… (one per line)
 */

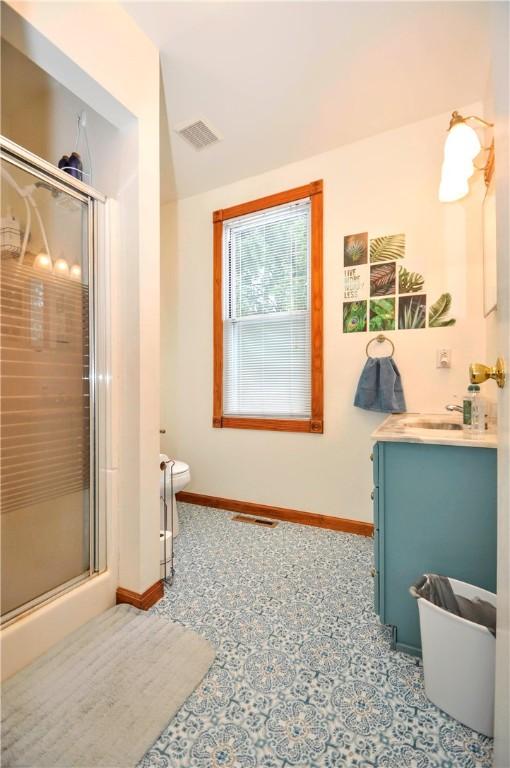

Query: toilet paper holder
left=160, top=457, right=175, bottom=585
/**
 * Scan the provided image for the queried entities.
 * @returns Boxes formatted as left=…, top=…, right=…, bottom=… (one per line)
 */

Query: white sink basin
left=401, top=417, right=463, bottom=431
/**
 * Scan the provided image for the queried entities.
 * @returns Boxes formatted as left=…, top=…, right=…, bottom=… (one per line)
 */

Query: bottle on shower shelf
left=58, top=155, right=70, bottom=173
left=57, top=111, right=91, bottom=183
left=67, top=152, right=83, bottom=180
left=57, top=152, right=83, bottom=179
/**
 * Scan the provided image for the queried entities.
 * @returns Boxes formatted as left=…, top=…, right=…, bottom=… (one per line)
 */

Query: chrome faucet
left=445, top=404, right=463, bottom=413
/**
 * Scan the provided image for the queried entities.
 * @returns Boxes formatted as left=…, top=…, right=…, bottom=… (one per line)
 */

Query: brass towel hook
left=366, top=334, right=395, bottom=358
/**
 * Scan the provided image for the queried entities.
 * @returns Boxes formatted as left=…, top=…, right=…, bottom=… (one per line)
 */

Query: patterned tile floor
left=141, top=504, right=492, bottom=768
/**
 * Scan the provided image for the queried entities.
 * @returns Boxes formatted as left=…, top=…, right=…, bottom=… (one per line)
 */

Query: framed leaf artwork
left=398, top=266, right=424, bottom=294
left=428, top=293, right=456, bottom=327
left=343, top=301, right=367, bottom=333
left=398, top=294, right=426, bottom=329
left=344, top=233, right=368, bottom=267
left=370, top=233, right=405, bottom=263
left=370, top=298, right=395, bottom=331
left=370, top=263, right=396, bottom=297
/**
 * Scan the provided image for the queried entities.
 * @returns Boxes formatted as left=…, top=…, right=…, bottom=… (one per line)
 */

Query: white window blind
left=223, top=198, right=311, bottom=419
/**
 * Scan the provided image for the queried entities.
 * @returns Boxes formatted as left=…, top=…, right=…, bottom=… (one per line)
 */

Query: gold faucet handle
left=469, top=358, right=506, bottom=388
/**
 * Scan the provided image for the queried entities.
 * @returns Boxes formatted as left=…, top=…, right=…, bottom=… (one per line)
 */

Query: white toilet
left=159, top=454, right=190, bottom=538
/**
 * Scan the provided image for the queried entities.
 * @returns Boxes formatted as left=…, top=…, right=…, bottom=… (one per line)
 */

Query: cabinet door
left=382, top=442, right=496, bottom=654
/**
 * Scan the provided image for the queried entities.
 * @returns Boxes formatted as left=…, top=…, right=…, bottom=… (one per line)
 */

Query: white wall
left=161, top=104, right=487, bottom=523
left=1, top=0, right=160, bottom=678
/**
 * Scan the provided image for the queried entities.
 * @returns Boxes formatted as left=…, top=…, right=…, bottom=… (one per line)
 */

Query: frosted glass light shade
left=438, top=172, right=469, bottom=203
left=439, top=118, right=481, bottom=202
left=444, top=122, right=481, bottom=162
left=441, top=156, right=474, bottom=183
left=33, top=252, right=53, bottom=272
left=54, top=257, right=70, bottom=277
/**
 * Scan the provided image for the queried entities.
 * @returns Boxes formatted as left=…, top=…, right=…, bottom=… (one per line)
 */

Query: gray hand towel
left=354, top=356, right=406, bottom=413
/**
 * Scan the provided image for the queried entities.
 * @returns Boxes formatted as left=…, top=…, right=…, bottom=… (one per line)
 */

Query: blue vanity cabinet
left=372, top=440, right=497, bottom=656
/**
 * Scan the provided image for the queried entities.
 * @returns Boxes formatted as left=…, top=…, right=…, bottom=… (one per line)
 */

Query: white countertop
left=371, top=413, right=498, bottom=449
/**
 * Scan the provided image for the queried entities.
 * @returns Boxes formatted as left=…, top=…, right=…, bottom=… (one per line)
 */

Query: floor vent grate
left=232, top=514, right=278, bottom=528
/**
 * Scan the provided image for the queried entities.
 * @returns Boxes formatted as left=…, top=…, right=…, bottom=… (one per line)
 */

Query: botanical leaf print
left=370, top=263, right=396, bottom=296
left=345, top=241, right=366, bottom=264
left=370, top=234, right=405, bottom=263
left=398, top=295, right=426, bottom=329
left=369, top=298, right=395, bottom=331
left=428, top=293, right=456, bottom=327
left=399, top=266, right=425, bottom=294
left=344, top=233, right=368, bottom=267
left=343, top=301, right=367, bottom=333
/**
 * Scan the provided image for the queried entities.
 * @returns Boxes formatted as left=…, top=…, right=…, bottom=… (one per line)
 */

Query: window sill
left=213, top=417, right=323, bottom=433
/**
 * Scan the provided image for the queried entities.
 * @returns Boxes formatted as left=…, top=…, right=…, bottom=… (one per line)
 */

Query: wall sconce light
left=439, top=111, right=494, bottom=203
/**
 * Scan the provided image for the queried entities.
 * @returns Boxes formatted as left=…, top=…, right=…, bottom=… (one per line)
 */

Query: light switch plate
left=436, top=348, right=452, bottom=368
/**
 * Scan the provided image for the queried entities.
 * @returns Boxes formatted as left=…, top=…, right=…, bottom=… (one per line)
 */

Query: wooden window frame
left=213, top=180, right=323, bottom=434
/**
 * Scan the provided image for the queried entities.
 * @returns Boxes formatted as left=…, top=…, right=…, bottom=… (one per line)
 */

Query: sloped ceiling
left=124, top=1, right=492, bottom=201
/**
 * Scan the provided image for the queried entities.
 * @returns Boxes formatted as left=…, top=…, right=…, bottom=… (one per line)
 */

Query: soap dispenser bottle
left=463, top=384, right=485, bottom=434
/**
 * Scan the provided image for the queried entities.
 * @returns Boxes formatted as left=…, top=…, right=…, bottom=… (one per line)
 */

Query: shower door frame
left=0, top=135, right=107, bottom=626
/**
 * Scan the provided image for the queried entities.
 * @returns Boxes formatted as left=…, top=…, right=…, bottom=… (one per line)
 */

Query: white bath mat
left=1, top=603, right=215, bottom=767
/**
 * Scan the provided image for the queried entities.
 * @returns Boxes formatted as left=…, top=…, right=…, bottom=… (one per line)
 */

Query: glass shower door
left=1, top=146, right=96, bottom=621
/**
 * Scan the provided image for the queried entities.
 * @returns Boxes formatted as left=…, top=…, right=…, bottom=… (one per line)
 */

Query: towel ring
left=366, top=334, right=395, bottom=358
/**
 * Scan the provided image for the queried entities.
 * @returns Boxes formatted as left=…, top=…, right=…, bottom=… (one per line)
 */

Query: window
left=213, top=181, right=323, bottom=433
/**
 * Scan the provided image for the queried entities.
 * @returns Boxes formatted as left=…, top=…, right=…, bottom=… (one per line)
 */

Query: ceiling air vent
left=174, top=118, right=222, bottom=150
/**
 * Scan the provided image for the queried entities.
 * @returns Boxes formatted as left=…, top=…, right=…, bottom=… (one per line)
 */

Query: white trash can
left=417, top=578, right=496, bottom=737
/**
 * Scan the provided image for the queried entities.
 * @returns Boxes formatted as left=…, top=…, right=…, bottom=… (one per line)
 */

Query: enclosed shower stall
left=0, top=137, right=106, bottom=623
